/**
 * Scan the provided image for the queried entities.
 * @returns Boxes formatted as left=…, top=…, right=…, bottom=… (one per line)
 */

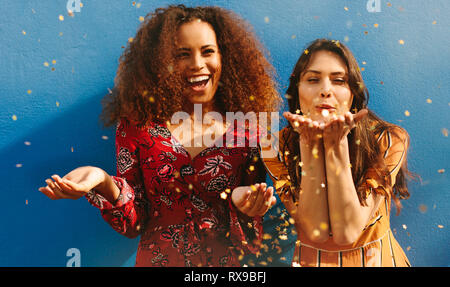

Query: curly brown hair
left=101, top=5, right=280, bottom=127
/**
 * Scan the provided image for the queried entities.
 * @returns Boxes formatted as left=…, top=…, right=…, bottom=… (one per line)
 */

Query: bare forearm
left=297, top=140, right=330, bottom=242
left=324, top=140, right=370, bottom=245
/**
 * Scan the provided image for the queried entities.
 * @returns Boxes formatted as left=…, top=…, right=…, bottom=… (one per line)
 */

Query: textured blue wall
left=0, top=0, right=448, bottom=266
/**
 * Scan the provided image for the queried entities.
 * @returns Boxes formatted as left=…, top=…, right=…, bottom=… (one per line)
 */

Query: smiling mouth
left=187, top=75, right=210, bottom=91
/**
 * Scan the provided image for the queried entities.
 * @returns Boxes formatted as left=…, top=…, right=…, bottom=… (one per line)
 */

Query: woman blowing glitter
left=263, top=39, right=413, bottom=267
left=38, top=5, right=279, bottom=267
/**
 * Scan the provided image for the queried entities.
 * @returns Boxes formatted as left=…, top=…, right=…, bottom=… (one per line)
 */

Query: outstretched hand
left=283, top=112, right=324, bottom=145
left=38, top=166, right=107, bottom=200
left=232, top=183, right=277, bottom=217
left=322, top=109, right=368, bottom=147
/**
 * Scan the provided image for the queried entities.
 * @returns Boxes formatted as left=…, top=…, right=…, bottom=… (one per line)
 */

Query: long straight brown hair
left=281, top=39, right=412, bottom=213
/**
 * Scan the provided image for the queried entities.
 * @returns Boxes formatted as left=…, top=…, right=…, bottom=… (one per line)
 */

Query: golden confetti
left=398, top=39, right=405, bottom=45
left=27, top=90, right=32, bottom=94
left=149, top=96, right=155, bottom=103
left=304, top=49, right=309, bottom=55
left=437, top=225, right=444, bottom=229
left=291, top=35, right=296, bottom=39
left=25, top=199, right=28, bottom=205
left=312, top=146, right=318, bottom=158
left=344, top=7, right=349, bottom=11
left=52, top=59, right=56, bottom=65
left=437, top=169, right=445, bottom=174
left=249, top=95, right=254, bottom=101
left=319, top=222, right=328, bottom=230
left=402, top=224, right=407, bottom=230
left=101, top=135, right=109, bottom=140
left=22, top=30, right=26, bottom=35
left=56, top=101, right=60, bottom=107
left=264, top=16, right=269, bottom=23
left=278, top=234, right=288, bottom=240
left=321, top=109, right=330, bottom=117
left=12, top=115, right=17, bottom=121
left=24, top=141, right=31, bottom=146
left=128, top=37, right=134, bottom=43
left=426, top=98, right=432, bottom=103
left=418, top=204, right=428, bottom=214
left=71, top=146, right=74, bottom=152
left=249, top=165, right=255, bottom=171
left=355, top=139, right=361, bottom=145
left=432, top=20, right=437, bottom=25
left=139, top=16, right=144, bottom=22
left=44, top=62, right=49, bottom=67
left=16, top=163, right=23, bottom=168
left=220, top=192, right=227, bottom=200
left=59, top=15, right=64, bottom=21
left=441, top=128, right=448, bottom=137
left=263, top=233, right=272, bottom=240
left=344, top=36, right=349, bottom=42
left=404, top=110, right=410, bottom=116
left=374, top=23, right=379, bottom=28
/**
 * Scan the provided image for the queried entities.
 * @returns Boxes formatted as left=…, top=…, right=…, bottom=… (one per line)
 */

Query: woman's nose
left=320, top=80, right=332, bottom=98
left=320, top=91, right=331, bottom=98
left=190, top=54, right=204, bottom=70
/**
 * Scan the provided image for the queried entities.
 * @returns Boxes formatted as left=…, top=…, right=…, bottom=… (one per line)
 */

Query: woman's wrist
left=324, top=136, right=349, bottom=159
left=94, top=169, right=120, bottom=204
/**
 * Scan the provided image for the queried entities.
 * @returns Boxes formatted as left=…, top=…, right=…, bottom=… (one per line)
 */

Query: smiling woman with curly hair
left=101, top=5, right=280, bottom=126
left=39, top=5, right=280, bottom=267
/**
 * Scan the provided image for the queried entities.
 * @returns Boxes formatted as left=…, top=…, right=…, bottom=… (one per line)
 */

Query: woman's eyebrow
left=304, top=69, right=321, bottom=74
left=303, top=70, right=346, bottom=75
left=202, top=44, right=217, bottom=49
left=176, top=45, right=217, bottom=51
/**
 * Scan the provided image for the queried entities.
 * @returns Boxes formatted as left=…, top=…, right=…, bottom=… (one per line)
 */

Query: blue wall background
left=0, top=0, right=448, bottom=267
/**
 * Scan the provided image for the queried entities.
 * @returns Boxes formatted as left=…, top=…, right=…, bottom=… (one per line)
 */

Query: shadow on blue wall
left=0, top=93, right=139, bottom=267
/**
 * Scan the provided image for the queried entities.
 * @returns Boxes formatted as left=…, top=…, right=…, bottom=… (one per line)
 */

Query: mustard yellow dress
left=262, top=127, right=411, bottom=267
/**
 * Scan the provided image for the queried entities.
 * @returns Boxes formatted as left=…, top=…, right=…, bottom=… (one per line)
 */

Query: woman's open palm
left=39, top=166, right=106, bottom=200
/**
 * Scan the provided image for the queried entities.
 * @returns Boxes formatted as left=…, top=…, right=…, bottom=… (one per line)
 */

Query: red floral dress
left=85, top=118, right=265, bottom=266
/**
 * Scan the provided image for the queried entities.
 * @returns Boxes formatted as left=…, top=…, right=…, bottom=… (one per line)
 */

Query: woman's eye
left=307, top=78, right=319, bottom=82
left=203, top=49, right=215, bottom=55
left=333, top=78, right=346, bottom=84
left=176, top=52, right=189, bottom=58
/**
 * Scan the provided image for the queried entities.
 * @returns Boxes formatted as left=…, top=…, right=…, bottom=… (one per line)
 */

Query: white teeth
left=188, top=75, right=210, bottom=83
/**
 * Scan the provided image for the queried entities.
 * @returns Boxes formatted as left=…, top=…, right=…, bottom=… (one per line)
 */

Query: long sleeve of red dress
left=85, top=118, right=265, bottom=266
